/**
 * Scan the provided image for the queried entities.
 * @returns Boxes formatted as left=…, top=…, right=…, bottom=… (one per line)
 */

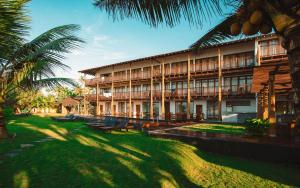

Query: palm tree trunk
left=283, top=23, right=300, bottom=133
left=0, top=101, right=8, bottom=139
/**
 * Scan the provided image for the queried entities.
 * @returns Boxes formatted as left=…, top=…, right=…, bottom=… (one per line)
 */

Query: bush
left=245, top=118, right=270, bottom=135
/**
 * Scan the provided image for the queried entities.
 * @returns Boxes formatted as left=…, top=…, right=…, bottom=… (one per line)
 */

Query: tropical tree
left=0, top=1, right=84, bottom=138
left=94, top=0, right=300, bottom=128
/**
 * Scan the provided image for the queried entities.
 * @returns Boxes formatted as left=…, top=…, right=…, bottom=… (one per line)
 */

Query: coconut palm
left=0, top=1, right=84, bottom=138
left=94, top=0, right=300, bottom=128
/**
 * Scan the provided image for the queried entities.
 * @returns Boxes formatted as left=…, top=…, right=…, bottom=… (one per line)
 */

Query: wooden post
left=161, top=62, right=165, bottom=120
left=150, top=65, right=154, bottom=119
left=263, top=87, right=269, bottom=120
left=96, top=82, right=99, bottom=116
left=268, top=74, right=276, bottom=137
left=111, top=71, right=114, bottom=116
left=129, top=68, right=132, bottom=118
left=218, top=49, right=222, bottom=121
left=257, top=44, right=261, bottom=66
left=187, top=55, right=191, bottom=119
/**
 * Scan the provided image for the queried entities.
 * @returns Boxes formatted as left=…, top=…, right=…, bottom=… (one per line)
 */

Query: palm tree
left=0, top=1, right=84, bottom=138
left=94, top=0, right=300, bottom=128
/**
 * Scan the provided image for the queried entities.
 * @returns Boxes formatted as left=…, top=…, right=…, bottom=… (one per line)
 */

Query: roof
left=61, top=97, right=80, bottom=107
left=79, top=34, right=276, bottom=76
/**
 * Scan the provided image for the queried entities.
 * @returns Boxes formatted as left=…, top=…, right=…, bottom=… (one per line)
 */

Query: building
left=79, top=34, right=293, bottom=123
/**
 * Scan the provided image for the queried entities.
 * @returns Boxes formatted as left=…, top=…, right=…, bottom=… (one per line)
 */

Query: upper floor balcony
left=258, top=41, right=287, bottom=64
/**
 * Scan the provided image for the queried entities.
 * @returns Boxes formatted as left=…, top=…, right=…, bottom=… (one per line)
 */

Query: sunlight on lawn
left=26, top=125, right=66, bottom=141
left=13, top=171, right=30, bottom=188
left=117, top=157, right=147, bottom=181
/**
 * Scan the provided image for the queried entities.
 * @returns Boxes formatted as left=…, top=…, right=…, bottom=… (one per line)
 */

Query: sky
left=28, top=0, right=224, bottom=80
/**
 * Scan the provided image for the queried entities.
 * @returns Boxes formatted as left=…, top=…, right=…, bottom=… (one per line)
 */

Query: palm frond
left=190, top=14, right=237, bottom=50
left=0, top=0, right=30, bottom=58
left=22, top=78, right=78, bottom=90
left=93, top=0, right=227, bottom=27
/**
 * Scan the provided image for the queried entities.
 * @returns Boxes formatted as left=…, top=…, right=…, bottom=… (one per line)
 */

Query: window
left=176, top=102, right=187, bottom=113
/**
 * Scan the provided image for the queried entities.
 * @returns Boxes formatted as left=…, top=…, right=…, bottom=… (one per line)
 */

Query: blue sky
left=28, top=0, right=224, bottom=79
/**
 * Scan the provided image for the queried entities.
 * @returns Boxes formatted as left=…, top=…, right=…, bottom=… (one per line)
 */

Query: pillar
left=187, top=55, right=191, bottom=119
left=161, top=62, right=165, bottom=120
left=96, top=82, right=99, bottom=115
left=150, top=65, right=154, bottom=119
left=218, top=48, right=223, bottom=121
left=268, top=74, right=276, bottom=137
left=129, top=68, right=132, bottom=118
left=111, top=71, right=114, bottom=116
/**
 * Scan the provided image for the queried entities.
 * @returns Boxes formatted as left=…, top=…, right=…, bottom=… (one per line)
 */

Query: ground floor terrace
left=1, top=114, right=300, bottom=187
left=83, top=97, right=293, bottom=123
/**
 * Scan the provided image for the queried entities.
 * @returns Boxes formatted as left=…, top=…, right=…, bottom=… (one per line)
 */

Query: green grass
left=182, top=123, right=246, bottom=135
left=0, top=115, right=299, bottom=188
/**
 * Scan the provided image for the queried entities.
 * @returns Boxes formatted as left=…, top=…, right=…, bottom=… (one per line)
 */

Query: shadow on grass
left=1, top=115, right=300, bottom=187
left=1, top=116, right=199, bottom=187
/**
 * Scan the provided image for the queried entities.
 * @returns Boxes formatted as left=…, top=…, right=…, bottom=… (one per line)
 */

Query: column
left=218, top=48, right=223, bottom=121
left=263, top=87, right=269, bottom=120
left=111, top=72, right=114, bottom=116
left=150, top=65, right=154, bottom=119
left=129, top=68, right=132, bottom=118
left=187, top=55, right=191, bottom=119
left=268, top=74, right=276, bottom=137
left=161, top=62, right=165, bottom=120
left=96, top=82, right=99, bottom=115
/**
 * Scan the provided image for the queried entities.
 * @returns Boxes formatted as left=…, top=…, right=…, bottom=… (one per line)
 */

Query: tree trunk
left=0, top=103, right=8, bottom=139
left=283, top=22, right=300, bottom=134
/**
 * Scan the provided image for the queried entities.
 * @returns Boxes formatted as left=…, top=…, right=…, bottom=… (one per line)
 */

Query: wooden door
left=196, top=105, right=203, bottom=121
left=136, top=105, right=141, bottom=119
left=100, top=105, right=103, bottom=115
left=113, top=105, right=116, bottom=116
left=165, top=102, right=170, bottom=120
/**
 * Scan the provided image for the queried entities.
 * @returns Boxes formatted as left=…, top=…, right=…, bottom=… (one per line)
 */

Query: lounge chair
left=87, top=116, right=115, bottom=129
left=51, top=114, right=77, bottom=122
left=98, top=118, right=129, bottom=133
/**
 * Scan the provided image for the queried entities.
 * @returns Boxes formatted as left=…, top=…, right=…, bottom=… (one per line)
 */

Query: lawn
left=0, top=115, right=299, bottom=188
left=182, top=123, right=246, bottom=135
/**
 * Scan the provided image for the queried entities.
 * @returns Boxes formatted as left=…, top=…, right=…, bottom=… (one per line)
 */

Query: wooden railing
left=85, top=76, right=112, bottom=86
left=260, top=44, right=286, bottom=57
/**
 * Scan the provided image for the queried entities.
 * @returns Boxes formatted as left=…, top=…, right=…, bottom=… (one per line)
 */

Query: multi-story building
left=80, top=34, right=291, bottom=123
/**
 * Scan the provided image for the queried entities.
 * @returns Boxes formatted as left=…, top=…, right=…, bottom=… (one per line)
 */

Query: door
left=165, top=102, right=170, bottom=120
left=100, top=105, right=103, bottom=115
left=113, top=105, right=116, bottom=116
left=196, top=105, right=203, bottom=121
left=136, top=104, right=141, bottom=119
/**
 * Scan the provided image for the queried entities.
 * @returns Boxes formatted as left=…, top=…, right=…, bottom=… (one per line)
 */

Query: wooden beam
left=187, top=55, right=191, bottom=119
left=129, top=68, right=132, bottom=118
left=268, top=74, right=276, bottom=137
left=96, top=82, right=99, bottom=116
left=150, top=65, right=154, bottom=119
left=218, top=48, right=222, bottom=121
left=161, top=61, right=165, bottom=120
left=111, top=71, right=114, bottom=116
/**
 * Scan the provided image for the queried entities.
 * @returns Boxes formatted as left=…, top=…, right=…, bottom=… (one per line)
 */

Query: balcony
left=85, top=94, right=111, bottom=102
left=259, top=44, right=287, bottom=64
left=113, top=92, right=128, bottom=100
left=131, top=91, right=151, bottom=99
left=85, top=77, right=112, bottom=87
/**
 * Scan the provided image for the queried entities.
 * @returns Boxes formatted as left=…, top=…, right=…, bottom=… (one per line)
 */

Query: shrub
left=245, top=118, right=270, bottom=135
